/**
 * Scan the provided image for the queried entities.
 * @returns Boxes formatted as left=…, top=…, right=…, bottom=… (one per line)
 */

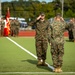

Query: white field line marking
left=6, top=37, right=54, bottom=70
left=0, top=72, right=75, bottom=74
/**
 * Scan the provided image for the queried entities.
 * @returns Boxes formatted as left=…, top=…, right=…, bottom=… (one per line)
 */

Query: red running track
left=19, top=30, right=68, bottom=37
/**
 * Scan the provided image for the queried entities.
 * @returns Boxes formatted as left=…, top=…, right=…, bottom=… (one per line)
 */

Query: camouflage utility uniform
left=49, top=20, right=67, bottom=68
left=14, top=20, right=20, bottom=36
left=0, top=21, right=1, bottom=36
left=29, top=19, right=50, bottom=61
left=72, top=22, right=75, bottom=41
left=1, top=20, right=5, bottom=36
left=10, top=19, right=20, bottom=36
left=68, top=19, right=75, bottom=42
left=68, top=21, right=74, bottom=41
left=10, top=20, right=15, bottom=36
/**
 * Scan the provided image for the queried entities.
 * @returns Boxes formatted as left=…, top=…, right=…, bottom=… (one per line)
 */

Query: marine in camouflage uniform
left=0, top=20, right=1, bottom=36
left=29, top=13, right=50, bottom=66
left=71, top=18, right=75, bottom=42
left=10, top=19, right=20, bottom=37
left=49, top=13, right=67, bottom=73
left=14, top=19, right=20, bottom=36
left=1, top=17, right=5, bottom=36
left=10, top=19, right=15, bottom=36
left=68, top=18, right=74, bottom=41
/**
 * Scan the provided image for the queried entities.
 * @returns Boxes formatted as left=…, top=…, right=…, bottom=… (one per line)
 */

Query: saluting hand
left=36, top=15, right=41, bottom=20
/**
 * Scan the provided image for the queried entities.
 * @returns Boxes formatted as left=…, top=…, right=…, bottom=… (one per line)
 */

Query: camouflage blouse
left=50, top=20, right=67, bottom=44
left=29, top=19, right=51, bottom=41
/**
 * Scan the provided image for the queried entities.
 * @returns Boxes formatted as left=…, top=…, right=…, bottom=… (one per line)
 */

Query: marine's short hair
left=40, top=12, right=45, bottom=16
left=56, top=13, right=61, bottom=17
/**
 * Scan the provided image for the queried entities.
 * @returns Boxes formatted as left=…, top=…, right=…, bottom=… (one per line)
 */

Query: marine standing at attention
left=48, top=13, right=68, bottom=73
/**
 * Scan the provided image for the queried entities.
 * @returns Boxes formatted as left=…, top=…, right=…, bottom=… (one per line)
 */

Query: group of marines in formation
left=0, top=17, right=20, bottom=37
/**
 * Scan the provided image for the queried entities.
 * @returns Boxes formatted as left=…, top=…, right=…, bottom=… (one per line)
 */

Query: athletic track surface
left=19, top=30, right=69, bottom=37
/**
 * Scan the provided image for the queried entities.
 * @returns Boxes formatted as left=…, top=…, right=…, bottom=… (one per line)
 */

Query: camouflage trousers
left=35, top=39, right=48, bottom=60
left=73, top=29, right=75, bottom=40
left=11, top=28, right=19, bottom=36
left=15, top=27, right=19, bottom=36
left=1, top=28, right=4, bottom=36
left=0, top=30, right=1, bottom=36
left=68, top=30, right=74, bottom=40
left=51, top=42, right=64, bottom=68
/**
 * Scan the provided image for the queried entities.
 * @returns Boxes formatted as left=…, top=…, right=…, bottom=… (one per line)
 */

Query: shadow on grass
left=66, top=39, right=74, bottom=42
left=21, top=59, right=52, bottom=72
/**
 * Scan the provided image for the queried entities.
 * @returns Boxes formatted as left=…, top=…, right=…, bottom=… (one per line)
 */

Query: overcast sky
left=1, top=0, right=52, bottom=3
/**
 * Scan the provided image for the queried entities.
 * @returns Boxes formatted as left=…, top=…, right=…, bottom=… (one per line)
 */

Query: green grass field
left=0, top=37, right=75, bottom=75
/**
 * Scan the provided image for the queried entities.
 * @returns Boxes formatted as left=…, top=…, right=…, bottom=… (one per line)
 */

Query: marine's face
left=56, top=15, right=61, bottom=21
left=40, top=15, right=45, bottom=20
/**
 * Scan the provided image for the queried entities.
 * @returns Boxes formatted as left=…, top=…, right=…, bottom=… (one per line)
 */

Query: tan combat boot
left=37, top=59, right=43, bottom=66
left=53, top=68, right=58, bottom=73
left=42, top=60, right=48, bottom=66
left=53, top=67, right=62, bottom=73
left=57, top=67, right=62, bottom=73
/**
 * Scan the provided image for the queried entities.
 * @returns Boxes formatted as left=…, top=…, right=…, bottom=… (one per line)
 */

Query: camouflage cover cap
left=40, top=12, right=45, bottom=16
left=56, top=13, right=61, bottom=17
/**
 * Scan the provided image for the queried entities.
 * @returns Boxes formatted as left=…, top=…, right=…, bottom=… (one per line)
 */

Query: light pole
left=61, top=0, right=64, bottom=17
left=0, top=0, right=1, bottom=18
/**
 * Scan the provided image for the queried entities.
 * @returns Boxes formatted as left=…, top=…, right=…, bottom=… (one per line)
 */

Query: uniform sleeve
left=28, top=19, right=38, bottom=26
left=65, top=22, right=70, bottom=30
left=47, top=21, right=51, bottom=43
left=18, top=21, right=20, bottom=27
left=62, top=21, right=69, bottom=30
left=65, top=22, right=69, bottom=30
left=1, top=21, right=5, bottom=27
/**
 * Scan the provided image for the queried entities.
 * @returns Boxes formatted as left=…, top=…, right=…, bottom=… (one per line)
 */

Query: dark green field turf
left=0, top=37, right=75, bottom=75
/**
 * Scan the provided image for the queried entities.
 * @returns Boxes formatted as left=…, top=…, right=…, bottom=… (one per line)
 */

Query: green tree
left=65, top=9, right=74, bottom=18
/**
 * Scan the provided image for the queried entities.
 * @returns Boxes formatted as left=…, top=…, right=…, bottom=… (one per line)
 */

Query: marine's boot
left=53, top=68, right=58, bottom=73
left=57, top=67, right=62, bottom=73
left=37, top=59, right=43, bottom=66
left=53, top=67, right=62, bottom=73
left=42, top=60, right=48, bottom=66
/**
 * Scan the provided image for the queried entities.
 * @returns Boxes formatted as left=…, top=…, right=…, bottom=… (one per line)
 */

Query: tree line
left=2, top=0, right=75, bottom=22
